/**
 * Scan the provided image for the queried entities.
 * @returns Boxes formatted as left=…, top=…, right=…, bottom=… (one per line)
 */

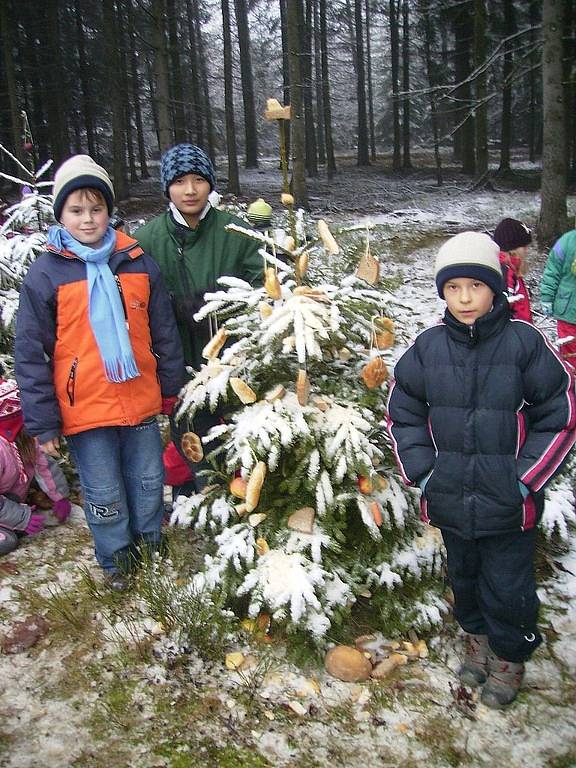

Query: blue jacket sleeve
left=14, top=265, right=62, bottom=442
left=145, top=255, right=187, bottom=396
left=387, top=342, right=436, bottom=486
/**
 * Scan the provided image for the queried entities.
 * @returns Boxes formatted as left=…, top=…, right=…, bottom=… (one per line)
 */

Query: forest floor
left=1, top=158, right=576, bottom=768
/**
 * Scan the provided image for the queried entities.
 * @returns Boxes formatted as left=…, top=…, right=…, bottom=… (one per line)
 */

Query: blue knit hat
left=160, top=144, right=216, bottom=196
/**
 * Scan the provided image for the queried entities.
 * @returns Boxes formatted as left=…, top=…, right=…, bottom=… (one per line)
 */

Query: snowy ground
left=1, top=174, right=576, bottom=768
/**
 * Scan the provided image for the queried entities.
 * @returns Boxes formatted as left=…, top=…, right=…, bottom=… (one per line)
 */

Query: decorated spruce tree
left=0, top=142, right=54, bottom=363
left=171, top=214, right=447, bottom=645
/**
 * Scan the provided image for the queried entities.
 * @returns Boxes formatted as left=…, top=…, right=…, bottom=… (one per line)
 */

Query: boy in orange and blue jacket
left=15, top=155, right=185, bottom=589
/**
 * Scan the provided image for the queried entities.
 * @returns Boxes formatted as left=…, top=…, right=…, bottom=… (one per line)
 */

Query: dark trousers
left=441, top=528, right=542, bottom=663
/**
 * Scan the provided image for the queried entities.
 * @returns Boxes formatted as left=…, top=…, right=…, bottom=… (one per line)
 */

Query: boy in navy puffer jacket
left=387, top=232, right=576, bottom=708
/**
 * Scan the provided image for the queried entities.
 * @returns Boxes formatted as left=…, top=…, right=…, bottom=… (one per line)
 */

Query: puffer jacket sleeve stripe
left=516, top=323, right=576, bottom=492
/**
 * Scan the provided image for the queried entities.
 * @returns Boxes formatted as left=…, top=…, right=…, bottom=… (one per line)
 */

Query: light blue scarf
left=47, top=225, right=140, bottom=383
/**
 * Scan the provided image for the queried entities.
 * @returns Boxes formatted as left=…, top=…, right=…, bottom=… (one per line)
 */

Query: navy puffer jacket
left=387, top=294, right=576, bottom=539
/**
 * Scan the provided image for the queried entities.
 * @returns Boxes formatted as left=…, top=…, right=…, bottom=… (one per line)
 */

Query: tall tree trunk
left=389, top=0, right=401, bottom=171
left=103, top=0, right=129, bottom=201
left=355, top=0, right=370, bottom=166
left=528, top=0, right=540, bottom=161
left=185, top=0, right=204, bottom=146
left=126, top=0, right=149, bottom=178
left=319, top=0, right=336, bottom=176
left=151, top=0, right=172, bottom=153
left=0, top=0, right=23, bottom=163
left=234, top=0, right=259, bottom=167
left=313, top=0, right=326, bottom=165
left=286, top=0, right=309, bottom=207
left=73, top=0, right=95, bottom=158
left=498, top=0, right=515, bottom=172
left=116, top=0, right=138, bottom=183
left=401, top=0, right=411, bottom=169
left=473, top=0, right=488, bottom=176
left=194, top=1, right=215, bottom=161
left=419, top=0, right=442, bottom=186
left=221, top=0, right=240, bottom=194
left=452, top=3, right=475, bottom=174
left=303, top=0, right=318, bottom=176
left=365, top=0, right=376, bottom=161
left=538, top=0, right=568, bottom=246
left=166, top=0, right=187, bottom=143
left=42, top=0, right=69, bottom=165
left=280, top=0, right=291, bottom=160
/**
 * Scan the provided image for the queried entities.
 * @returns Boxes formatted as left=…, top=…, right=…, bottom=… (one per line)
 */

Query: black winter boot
left=459, top=633, right=489, bottom=687
left=481, top=653, right=525, bottom=709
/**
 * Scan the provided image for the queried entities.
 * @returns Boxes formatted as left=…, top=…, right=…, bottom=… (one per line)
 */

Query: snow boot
left=459, top=633, right=489, bottom=687
left=103, top=571, right=130, bottom=592
left=481, top=654, right=525, bottom=709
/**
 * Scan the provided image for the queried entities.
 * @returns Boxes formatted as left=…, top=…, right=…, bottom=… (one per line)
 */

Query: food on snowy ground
left=361, top=356, right=388, bottom=388
left=324, top=645, right=372, bottom=682
left=371, top=653, right=408, bottom=679
left=202, top=327, right=227, bottom=359
left=181, top=432, right=203, bottom=462
left=229, top=476, right=247, bottom=498
left=246, top=461, right=267, bottom=512
left=230, top=377, right=257, bottom=404
left=296, top=369, right=311, bottom=406
left=264, top=267, right=282, bottom=299
left=317, top=219, right=340, bottom=255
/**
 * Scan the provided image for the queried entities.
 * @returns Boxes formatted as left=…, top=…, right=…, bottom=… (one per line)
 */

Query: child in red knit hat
left=0, top=379, right=70, bottom=556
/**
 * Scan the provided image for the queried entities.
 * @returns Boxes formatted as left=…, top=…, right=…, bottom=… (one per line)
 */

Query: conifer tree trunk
left=185, top=0, right=204, bottom=146
left=474, top=0, right=488, bottom=176
left=498, top=0, right=515, bottom=172
left=150, top=0, right=172, bottom=153
left=313, top=0, right=326, bottom=166
left=221, top=0, right=240, bottom=194
left=194, top=1, right=216, bottom=161
left=303, top=0, right=318, bottom=176
left=280, top=0, right=291, bottom=160
left=116, top=0, right=138, bottom=183
left=286, top=0, right=309, bottom=207
left=103, top=0, right=129, bottom=201
left=355, top=0, right=370, bottom=166
left=41, top=0, right=69, bottom=165
left=319, top=0, right=337, bottom=177
left=389, top=0, right=401, bottom=171
left=365, top=0, right=376, bottom=161
left=234, top=0, right=259, bottom=168
left=126, top=0, right=149, bottom=178
left=539, top=0, right=568, bottom=246
left=419, top=0, right=442, bottom=186
left=73, top=0, right=95, bottom=158
left=401, top=0, right=411, bottom=170
left=0, top=0, right=23, bottom=163
left=452, top=4, right=475, bottom=174
left=166, top=0, right=187, bottom=144
left=527, top=0, right=540, bottom=162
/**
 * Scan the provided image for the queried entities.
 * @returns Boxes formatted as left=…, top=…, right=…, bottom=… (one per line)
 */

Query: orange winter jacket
left=15, top=231, right=185, bottom=443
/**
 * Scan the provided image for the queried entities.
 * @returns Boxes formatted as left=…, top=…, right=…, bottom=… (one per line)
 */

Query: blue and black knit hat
left=434, top=232, right=504, bottom=298
left=160, top=144, right=216, bottom=196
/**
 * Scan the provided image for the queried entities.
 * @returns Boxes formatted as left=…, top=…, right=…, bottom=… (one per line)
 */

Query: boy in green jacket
left=134, top=144, right=263, bottom=493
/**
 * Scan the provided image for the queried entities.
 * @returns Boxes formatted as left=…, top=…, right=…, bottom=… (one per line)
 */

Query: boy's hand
left=41, top=437, right=61, bottom=458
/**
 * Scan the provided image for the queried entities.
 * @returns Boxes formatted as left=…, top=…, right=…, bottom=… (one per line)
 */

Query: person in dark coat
left=387, top=231, right=576, bottom=709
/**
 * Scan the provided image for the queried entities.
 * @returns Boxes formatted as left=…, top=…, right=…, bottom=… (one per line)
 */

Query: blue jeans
left=67, top=419, right=164, bottom=573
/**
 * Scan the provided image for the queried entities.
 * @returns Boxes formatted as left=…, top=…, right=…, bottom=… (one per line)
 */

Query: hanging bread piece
left=246, top=461, right=267, bottom=512
left=283, top=235, right=296, bottom=252
left=356, top=238, right=380, bottom=284
left=255, top=537, right=269, bottom=556
left=229, top=476, right=248, bottom=498
left=264, top=384, right=286, bottom=402
left=296, top=369, right=311, bottom=406
left=296, top=250, right=309, bottom=278
left=281, top=193, right=295, bottom=206
left=264, top=267, right=282, bottom=300
left=373, top=316, right=395, bottom=350
left=287, top=507, right=315, bottom=534
left=361, top=357, right=388, bottom=389
left=265, top=99, right=291, bottom=120
left=317, top=219, right=340, bottom=255
left=202, top=327, right=227, bottom=359
left=230, top=377, right=257, bottom=404
left=370, top=500, right=383, bottom=527
left=181, top=432, right=204, bottom=463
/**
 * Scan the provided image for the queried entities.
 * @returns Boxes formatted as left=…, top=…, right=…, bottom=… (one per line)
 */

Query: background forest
left=0, top=0, right=574, bottom=239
